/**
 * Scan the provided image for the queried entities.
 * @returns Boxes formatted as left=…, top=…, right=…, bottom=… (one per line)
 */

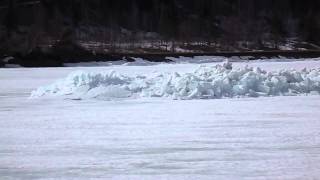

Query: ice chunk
left=86, top=85, right=132, bottom=99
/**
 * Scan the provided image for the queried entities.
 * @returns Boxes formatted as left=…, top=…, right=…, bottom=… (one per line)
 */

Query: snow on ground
left=1, top=59, right=320, bottom=179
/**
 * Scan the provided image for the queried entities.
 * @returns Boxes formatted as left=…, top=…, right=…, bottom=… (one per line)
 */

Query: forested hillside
left=1, top=0, right=320, bottom=55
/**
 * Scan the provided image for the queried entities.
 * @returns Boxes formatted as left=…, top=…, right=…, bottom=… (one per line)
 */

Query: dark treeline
left=1, top=0, right=320, bottom=55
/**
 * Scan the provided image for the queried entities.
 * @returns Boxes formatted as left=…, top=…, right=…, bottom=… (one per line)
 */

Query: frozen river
left=1, top=59, right=320, bottom=179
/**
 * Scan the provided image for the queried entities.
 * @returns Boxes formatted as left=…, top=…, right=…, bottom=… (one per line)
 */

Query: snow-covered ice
left=1, top=59, right=320, bottom=180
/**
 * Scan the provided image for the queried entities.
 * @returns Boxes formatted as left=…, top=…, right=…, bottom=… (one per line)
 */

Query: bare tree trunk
left=171, top=40, right=175, bottom=52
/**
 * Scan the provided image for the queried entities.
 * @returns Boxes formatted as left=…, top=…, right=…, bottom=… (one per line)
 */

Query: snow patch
left=31, top=61, right=320, bottom=100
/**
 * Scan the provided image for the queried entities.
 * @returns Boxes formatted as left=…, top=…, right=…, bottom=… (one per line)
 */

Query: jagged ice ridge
left=31, top=62, right=320, bottom=100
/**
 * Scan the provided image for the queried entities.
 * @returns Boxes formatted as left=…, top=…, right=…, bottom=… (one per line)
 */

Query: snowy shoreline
left=2, top=50, right=320, bottom=68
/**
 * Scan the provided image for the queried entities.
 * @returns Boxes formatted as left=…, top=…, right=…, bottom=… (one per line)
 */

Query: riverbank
left=2, top=50, right=320, bottom=68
